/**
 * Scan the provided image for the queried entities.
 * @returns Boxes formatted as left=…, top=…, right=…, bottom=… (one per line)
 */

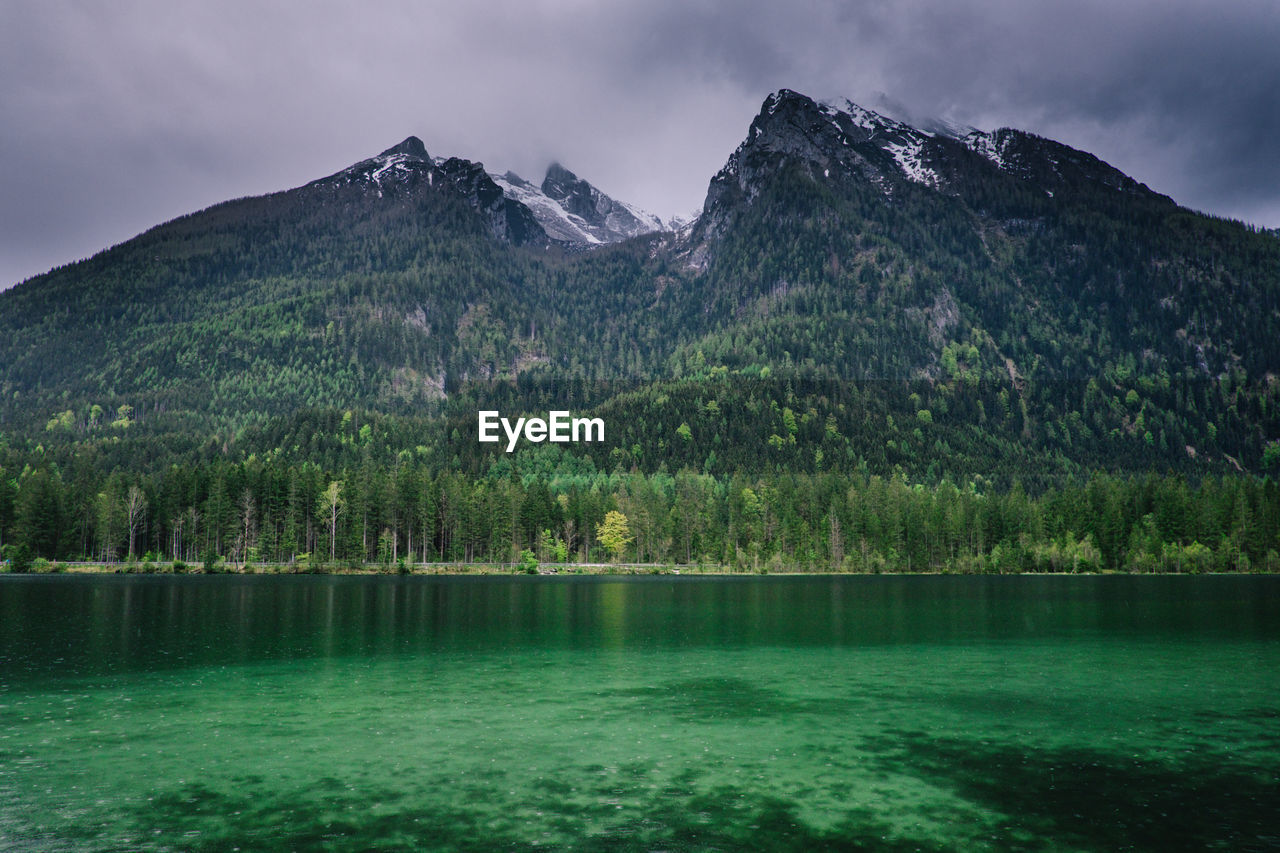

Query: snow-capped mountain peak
left=490, top=171, right=605, bottom=245
left=700, top=88, right=1161, bottom=240
left=320, top=136, right=441, bottom=196
left=491, top=163, right=663, bottom=246
left=313, top=137, right=665, bottom=248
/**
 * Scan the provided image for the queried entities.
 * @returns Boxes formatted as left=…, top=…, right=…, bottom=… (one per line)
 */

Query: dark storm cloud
left=2, top=1, right=1277, bottom=289
left=845, top=0, right=1280, bottom=223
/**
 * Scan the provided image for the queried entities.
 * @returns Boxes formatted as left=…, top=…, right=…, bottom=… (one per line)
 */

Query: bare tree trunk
left=320, top=481, right=343, bottom=564
left=125, top=485, right=147, bottom=560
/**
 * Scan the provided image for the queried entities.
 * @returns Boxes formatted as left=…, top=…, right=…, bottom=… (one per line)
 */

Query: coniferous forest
left=1, top=92, right=1277, bottom=573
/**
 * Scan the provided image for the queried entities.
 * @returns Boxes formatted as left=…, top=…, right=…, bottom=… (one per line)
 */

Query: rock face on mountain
left=491, top=164, right=663, bottom=246
left=540, top=163, right=663, bottom=240
left=696, top=89, right=1168, bottom=245
left=315, top=136, right=546, bottom=246
left=315, top=136, right=662, bottom=247
left=435, top=157, right=546, bottom=247
left=694, top=91, right=1178, bottom=239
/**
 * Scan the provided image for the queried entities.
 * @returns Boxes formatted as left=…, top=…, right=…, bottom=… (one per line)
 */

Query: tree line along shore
left=3, top=462, right=1276, bottom=576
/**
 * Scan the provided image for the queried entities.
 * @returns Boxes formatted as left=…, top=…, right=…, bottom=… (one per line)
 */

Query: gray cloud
left=2, top=0, right=1277, bottom=289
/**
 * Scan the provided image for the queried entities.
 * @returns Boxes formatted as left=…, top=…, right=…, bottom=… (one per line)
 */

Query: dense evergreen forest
left=3, top=389, right=1278, bottom=573
left=1, top=91, right=1277, bottom=573
left=2, top=429, right=1276, bottom=574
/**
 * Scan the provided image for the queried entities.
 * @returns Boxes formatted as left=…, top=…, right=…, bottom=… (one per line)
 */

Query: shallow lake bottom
left=1, top=574, right=1277, bottom=851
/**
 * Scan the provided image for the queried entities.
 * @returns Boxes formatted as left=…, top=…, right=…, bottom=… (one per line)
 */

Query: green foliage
left=3, top=543, right=33, bottom=573
left=0, top=129, right=1274, bottom=489
left=0, top=109, right=1275, bottom=581
left=1264, top=442, right=1280, bottom=473
left=597, top=511, right=633, bottom=562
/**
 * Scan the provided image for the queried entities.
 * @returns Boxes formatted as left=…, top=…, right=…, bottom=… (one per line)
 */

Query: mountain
left=0, top=89, right=1277, bottom=490
left=291, top=135, right=662, bottom=248
left=492, top=163, right=664, bottom=245
left=686, top=89, right=1276, bottom=384
left=309, top=135, right=546, bottom=246
left=695, top=88, right=1165, bottom=259
left=667, top=90, right=1278, bottom=481
left=0, top=136, right=675, bottom=433
left=537, top=162, right=664, bottom=241
left=697, top=89, right=1161, bottom=246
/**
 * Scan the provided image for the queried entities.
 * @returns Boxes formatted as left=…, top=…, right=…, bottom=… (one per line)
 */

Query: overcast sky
left=3, top=0, right=1278, bottom=289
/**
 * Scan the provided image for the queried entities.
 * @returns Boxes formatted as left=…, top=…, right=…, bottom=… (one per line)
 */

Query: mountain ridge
left=306, top=134, right=665, bottom=249
left=694, top=89, right=1170, bottom=245
left=0, top=88, right=1276, bottom=485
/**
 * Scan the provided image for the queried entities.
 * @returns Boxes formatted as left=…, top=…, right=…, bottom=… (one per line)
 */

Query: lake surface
left=1, top=574, right=1277, bottom=851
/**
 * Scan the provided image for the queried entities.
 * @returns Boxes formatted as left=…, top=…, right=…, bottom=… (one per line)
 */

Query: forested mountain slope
left=1, top=90, right=1277, bottom=489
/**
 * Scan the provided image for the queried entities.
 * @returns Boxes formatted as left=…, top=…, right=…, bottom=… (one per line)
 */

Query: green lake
left=1, top=574, right=1277, bottom=851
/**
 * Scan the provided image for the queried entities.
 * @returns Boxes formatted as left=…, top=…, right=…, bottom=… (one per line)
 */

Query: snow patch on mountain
left=609, top=197, right=665, bottom=235
left=318, top=136, right=665, bottom=248
left=491, top=172, right=605, bottom=245
left=817, top=97, right=943, bottom=188
left=326, top=143, right=443, bottom=195
left=369, top=153, right=409, bottom=183
left=962, top=130, right=1011, bottom=171
left=493, top=165, right=665, bottom=246
left=819, top=98, right=903, bottom=136
left=884, top=139, right=941, bottom=188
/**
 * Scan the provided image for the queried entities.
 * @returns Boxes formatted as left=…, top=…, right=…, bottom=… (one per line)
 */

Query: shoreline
left=3, top=562, right=1272, bottom=578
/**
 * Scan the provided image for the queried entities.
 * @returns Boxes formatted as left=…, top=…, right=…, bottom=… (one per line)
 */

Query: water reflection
left=1, top=575, right=1277, bottom=683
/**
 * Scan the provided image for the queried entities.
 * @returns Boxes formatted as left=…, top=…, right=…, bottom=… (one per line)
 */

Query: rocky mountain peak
left=488, top=162, right=662, bottom=246
left=311, top=141, right=546, bottom=247
left=378, top=136, right=429, bottom=160
left=540, top=162, right=598, bottom=221
left=693, top=88, right=1167, bottom=248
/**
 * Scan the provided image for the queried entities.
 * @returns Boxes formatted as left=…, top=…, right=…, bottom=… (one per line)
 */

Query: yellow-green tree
left=596, top=511, right=633, bottom=562
left=319, top=481, right=343, bottom=563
